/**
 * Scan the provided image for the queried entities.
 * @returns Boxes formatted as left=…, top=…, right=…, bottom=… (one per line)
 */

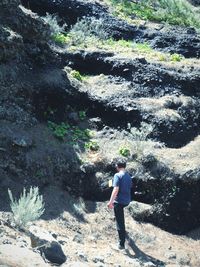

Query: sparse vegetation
left=109, top=0, right=200, bottom=30
left=49, top=16, right=185, bottom=64
left=132, top=42, right=153, bottom=52
left=59, top=31, right=183, bottom=63
left=8, top=187, right=45, bottom=228
left=48, top=120, right=92, bottom=146
left=130, top=122, right=157, bottom=159
left=71, top=127, right=91, bottom=143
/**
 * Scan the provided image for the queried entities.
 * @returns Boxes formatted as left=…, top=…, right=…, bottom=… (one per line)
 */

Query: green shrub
left=48, top=121, right=70, bottom=139
left=48, top=121, right=93, bottom=145
left=8, top=187, right=45, bottom=228
left=85, top=141, right=100, bottom=151
left=71, top=127, right=90, bottom=142
left=119, top=147, right=131, bottom=157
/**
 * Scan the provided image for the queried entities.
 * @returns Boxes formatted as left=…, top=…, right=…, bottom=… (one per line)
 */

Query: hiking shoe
left=118, top=244, right=125, bottom=250
left=111, top=244, right=125, bottom=251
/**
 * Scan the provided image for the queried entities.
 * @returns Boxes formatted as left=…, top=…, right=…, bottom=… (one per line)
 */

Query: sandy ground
left=0, top=194, right=200, bottom=267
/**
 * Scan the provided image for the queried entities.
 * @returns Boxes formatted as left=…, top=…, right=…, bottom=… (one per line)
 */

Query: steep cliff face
left=0, top=0, right=200, bottom=235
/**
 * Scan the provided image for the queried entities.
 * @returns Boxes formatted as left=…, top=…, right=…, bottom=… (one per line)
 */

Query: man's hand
left=108, top=186, right=119, bottom=209
left=107, top=201, right=114, bottom=209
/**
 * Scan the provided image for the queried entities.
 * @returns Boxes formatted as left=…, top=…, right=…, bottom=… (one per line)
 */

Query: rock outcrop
left=29, top=226, right=67, bottom=265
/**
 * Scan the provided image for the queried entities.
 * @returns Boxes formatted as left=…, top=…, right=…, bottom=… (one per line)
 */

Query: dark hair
left=115, top=160, right=126, bottom=169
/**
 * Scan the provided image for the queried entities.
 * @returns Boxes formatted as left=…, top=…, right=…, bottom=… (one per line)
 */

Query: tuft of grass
left=170, top=53, right=183, bottom=62
left=132, top=42, right=153, bottom=52
left=158, top=54, right=168, bottom=61
left=52, top=33, right=70, bottom=44
left=70, top=70, right=84, bottom=82
left=119, top=147, right=131, bottom=157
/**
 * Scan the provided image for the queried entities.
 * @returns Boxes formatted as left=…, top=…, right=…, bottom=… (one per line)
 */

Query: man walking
left=107, top=160, right=132, bottom=250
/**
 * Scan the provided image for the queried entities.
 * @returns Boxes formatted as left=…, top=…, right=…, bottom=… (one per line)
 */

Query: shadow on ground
left=126, top=233, right=165, bottom=267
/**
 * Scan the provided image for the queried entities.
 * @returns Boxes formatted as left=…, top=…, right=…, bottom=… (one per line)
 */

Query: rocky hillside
left=0, top=0, right=200, bottom=266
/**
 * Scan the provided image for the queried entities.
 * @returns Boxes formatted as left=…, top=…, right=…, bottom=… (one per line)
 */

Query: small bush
left=119, top=147, right=131, bottom=157
left=70, top=70, right=83, bottom=81
left=78, top=110, right=87, bottom=120
left=130, top=123, right=155, bottom=160
left=42, top=13, right=67, bottom=35
left=68, top=16, right=109, bottom=46
left=85, top=141, right=100, bottom=151
left=8, top=187, right=45, bottom=228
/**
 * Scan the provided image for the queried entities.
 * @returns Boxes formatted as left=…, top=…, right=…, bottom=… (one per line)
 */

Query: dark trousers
left=114, top=203, right=127, bottom=247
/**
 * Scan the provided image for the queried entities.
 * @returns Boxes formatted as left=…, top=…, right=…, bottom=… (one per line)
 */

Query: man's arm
left=107, top=186, right=119, bottom=209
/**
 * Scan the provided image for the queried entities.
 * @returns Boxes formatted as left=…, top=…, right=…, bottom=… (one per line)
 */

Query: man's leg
left=114, top=203, right=126, bottom=248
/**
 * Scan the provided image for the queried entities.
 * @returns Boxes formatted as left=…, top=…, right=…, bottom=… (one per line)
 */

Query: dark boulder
left=188, top=0, right=200, bottom=5
left=39, top=241, right=67, bottom=265
left=147, top=27, right=200, bottom=58
left=29, top=226, right=67, bottom=265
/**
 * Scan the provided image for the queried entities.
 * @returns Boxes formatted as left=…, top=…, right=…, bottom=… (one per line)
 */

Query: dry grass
left=155, top=135, right=200, bottom=174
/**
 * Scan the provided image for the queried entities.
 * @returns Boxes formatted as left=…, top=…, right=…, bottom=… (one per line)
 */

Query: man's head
left=115, top=160, right=126, bottom=171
